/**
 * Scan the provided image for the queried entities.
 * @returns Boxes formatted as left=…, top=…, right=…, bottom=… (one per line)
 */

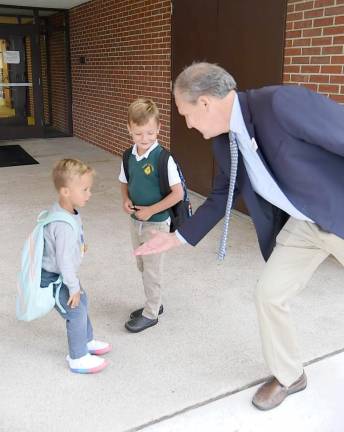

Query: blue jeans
left=41, top=269, right=94, bottom=359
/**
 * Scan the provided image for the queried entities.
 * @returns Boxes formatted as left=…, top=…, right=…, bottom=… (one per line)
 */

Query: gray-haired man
left=135, top=62, right=344, bottom=410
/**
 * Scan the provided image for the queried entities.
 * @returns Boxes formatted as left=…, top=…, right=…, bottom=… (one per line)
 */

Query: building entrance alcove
left=0, top=5, right=72, bottom=140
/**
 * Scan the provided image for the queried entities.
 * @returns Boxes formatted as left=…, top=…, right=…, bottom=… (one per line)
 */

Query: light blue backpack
left=16, top=210, right=79, bottom=322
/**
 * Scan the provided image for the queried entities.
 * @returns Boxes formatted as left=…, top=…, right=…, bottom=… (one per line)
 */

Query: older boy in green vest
left=119, top=99, right=184, bottom=332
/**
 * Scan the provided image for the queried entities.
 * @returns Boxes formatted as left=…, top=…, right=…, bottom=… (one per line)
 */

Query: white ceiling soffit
left=0, top=1, right=91, bottom=9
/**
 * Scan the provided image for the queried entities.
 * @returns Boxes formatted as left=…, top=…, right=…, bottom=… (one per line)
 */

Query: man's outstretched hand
left=134, top=230, right=182, bottom=255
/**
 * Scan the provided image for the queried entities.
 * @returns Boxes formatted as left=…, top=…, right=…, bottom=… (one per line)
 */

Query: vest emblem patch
left=143, top=163, right=154, bottom=176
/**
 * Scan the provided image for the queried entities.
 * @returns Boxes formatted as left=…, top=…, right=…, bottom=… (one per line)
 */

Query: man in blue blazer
left=135, top=62, right=344, bottom=410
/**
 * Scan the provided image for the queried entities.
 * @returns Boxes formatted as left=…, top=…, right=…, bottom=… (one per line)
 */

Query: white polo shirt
left=118, top=141, right=181, bottom=186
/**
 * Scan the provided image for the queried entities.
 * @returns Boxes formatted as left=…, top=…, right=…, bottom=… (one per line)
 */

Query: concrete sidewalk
left=0, top=137, right=343, bottom=432
left=145, top=350, right=344, bottom=432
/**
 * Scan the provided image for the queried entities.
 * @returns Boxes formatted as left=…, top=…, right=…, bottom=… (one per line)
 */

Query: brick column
left=284, top=0, right=344, bottom=104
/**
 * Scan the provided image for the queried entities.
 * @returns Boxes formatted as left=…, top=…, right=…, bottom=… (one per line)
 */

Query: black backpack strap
left=122, top=147, right=132, bottom=182
left=158, top=147, right=171, bottom=197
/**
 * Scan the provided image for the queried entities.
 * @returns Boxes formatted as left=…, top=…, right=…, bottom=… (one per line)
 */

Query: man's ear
left=198, top=95, right=211, bottom=111
left=127, top=123, right=132, bottom=134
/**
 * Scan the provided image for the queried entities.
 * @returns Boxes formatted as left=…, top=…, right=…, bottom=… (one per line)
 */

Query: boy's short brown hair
left=127, top=98, right=160, bottom=126
left=52, top=158, right=95, bottom=190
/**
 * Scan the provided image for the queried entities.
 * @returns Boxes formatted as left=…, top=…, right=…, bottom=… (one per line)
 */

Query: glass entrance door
left=0, top=24, right=43, bottom=139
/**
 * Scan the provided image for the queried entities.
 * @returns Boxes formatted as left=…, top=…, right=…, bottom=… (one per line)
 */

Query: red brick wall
left=68, top=0, right=343, bottom=155
left=69, top=0, right=171, bottom=155
left=284, top=0, right=344, bottom=104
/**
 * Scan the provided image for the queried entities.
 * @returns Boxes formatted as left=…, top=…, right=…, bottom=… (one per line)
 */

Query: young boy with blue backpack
left=17, top=158, right=111, bottom=374
left=119, top=98, right=191, bottom=333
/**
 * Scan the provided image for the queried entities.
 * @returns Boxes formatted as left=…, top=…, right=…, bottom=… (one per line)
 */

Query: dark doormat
left=0, top=145, right=39, bottom=168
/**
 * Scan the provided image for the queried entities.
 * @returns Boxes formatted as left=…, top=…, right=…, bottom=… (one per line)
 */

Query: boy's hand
left=123, top=199, right=135, bottom=214
left=67, top=291, right=81, bottom=309
left=134, top=206, right=153, bottom=221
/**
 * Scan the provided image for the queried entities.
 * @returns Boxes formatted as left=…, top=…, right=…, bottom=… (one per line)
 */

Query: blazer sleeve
left=273, top=85, right=344, bottom=157
left=178, top=137, right=239, bottom=246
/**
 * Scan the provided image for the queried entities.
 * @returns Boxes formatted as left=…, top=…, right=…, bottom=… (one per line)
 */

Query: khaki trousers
left=130, top=218, right=170, bottom=319
left=255, top=217, right=344, bottom=386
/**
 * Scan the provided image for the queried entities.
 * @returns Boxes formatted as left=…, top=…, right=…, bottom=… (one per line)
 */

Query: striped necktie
left=218, top=131, right=239, bottom=260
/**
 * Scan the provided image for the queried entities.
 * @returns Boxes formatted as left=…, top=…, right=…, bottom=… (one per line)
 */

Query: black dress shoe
left=130, top=304, right=164, bottom=319
left=125, top=315, right=158, bottom=333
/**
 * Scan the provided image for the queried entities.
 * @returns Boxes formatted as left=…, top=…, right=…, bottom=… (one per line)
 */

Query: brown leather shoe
left=252, top=372, right=307, bottom=410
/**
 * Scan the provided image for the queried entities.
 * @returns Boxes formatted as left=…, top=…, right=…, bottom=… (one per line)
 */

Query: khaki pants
left=255, top=217, right=344, bottom=386
left=130, top=218, right=170, bottom=319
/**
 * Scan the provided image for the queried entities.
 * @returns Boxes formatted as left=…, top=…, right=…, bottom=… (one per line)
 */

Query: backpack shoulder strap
left=123, top=147, right=132, bottom=182
left=158, top=147, right=171, bottom=197
left=39, top=210, right=79, bottom=234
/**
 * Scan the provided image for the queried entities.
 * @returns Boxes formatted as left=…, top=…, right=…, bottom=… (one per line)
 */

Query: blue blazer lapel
left=237, top=91, right=289, bottom=260
left=237, top=91, right=278, bottom=180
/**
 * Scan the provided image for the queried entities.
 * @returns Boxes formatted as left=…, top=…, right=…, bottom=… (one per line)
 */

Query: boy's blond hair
left=128, top=98, right=160, bottom=126
left=52, top=158, right=95, bottom=190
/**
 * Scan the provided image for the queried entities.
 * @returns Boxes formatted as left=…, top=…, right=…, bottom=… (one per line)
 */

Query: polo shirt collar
left=132, top=140, right=159, bottom=161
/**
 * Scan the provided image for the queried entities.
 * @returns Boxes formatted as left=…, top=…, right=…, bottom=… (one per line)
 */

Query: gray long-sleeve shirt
left=42, top=202, right=85, bottom=295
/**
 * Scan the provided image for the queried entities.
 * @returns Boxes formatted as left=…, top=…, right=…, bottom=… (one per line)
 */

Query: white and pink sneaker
left=66, top=353, right=108, bottom=374
left=87, top=339, right=112, bottom=356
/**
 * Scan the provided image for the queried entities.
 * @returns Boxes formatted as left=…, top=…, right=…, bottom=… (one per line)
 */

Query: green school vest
left=128, top=145, right=169, bottom=222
